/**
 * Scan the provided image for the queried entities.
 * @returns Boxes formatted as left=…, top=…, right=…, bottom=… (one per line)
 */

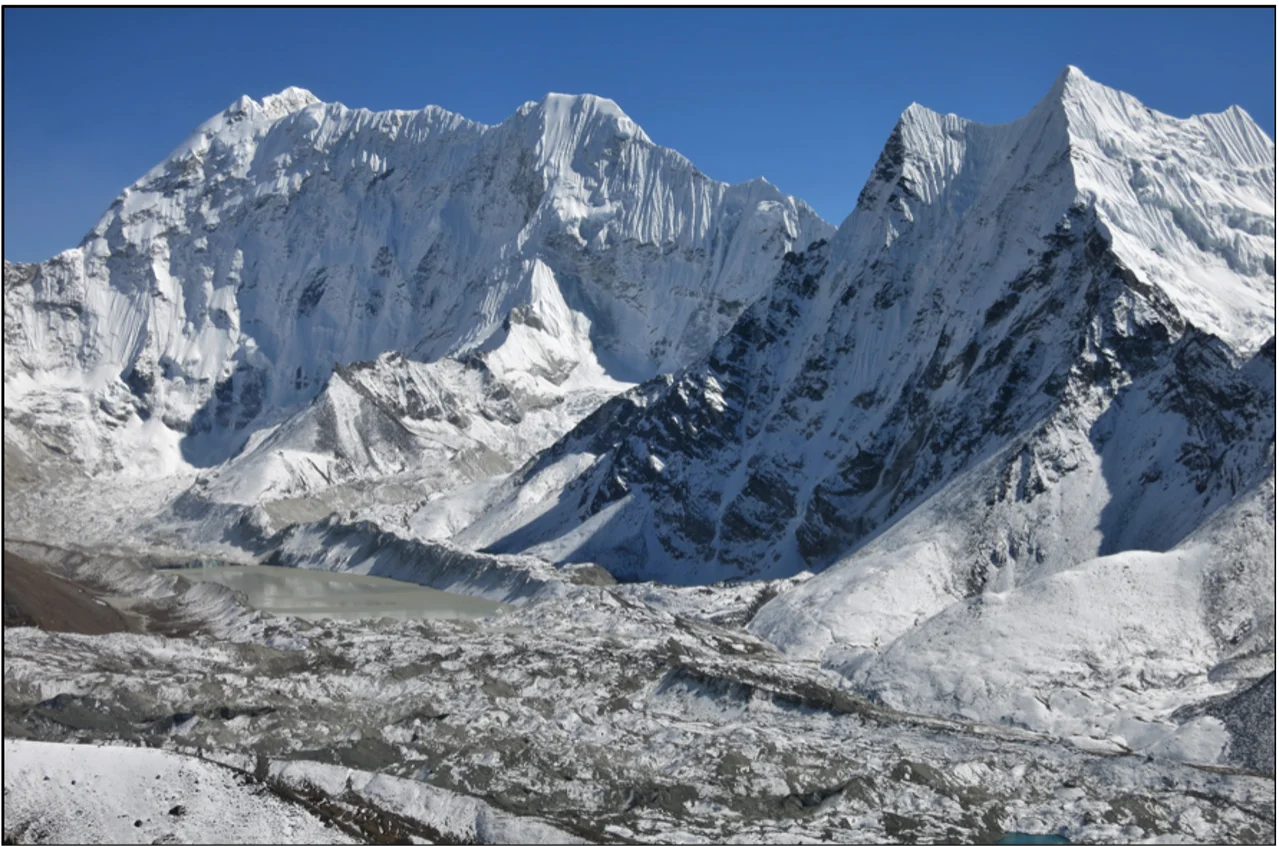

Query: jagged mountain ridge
left=460, top=67, right=1274, bottom=578
left=3, top=87, right=831, bottom=523
left=450, top=67, right=1275, bottom=750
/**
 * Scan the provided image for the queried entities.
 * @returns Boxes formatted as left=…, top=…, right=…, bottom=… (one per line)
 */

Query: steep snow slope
left=3, top=88, right=830, bottom=517
left=1059, top=75, right=1274, bottom=353
left=463, top=67, right=1274, bottom=580
left=187, top=257, right=638, bottom=523
left=833, top=472, right=1275, bottom=759
left=751, top=331, right=1275, bottom=664
left=455, top=67, right=1275, bottom=745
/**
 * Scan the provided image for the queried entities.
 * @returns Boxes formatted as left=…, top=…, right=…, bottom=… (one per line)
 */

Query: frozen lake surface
left=176, top=565, right=508, bottom=622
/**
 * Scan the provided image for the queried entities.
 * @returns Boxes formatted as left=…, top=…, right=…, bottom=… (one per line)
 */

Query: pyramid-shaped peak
left=1057, top=64, right=1091, bottom=85
left=899, top=101, right=944, bottom=123
left=1053, top=64, right=1118, bottom=96
left=1046, top=64, right=1121, bottom=107
left=1040, top=65, right=1273, bottom=163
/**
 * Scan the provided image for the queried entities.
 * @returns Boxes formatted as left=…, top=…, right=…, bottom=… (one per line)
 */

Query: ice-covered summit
left=464, top=65, right=1274, bottom=573
left=1053, top=66, right=1274, bottom=353
left=450, top=68, right=1273, bottom=757
left=259, top=86, right=323, bottom=118
left=852, top=64, right=1274, bottom=353
left=519, top=92, right=651, bottom=144
left=3, top=85, right=830, bottom=512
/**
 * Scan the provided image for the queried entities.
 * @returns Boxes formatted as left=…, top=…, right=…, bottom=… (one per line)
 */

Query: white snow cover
left=5, top=579, right=1272, bottom=843
left=268, top=759, right=584, bottom=844
left=463, top=66, right=1274, bottom=574
left=448, top=67, right=1275, bottom=753
left=3, top=66, right=1273, bottom=773
left=740, top=69, right=1277, bottom=742
left=2, top=739, right=352, bottom=844
left=1055, top=67, right=1275, bottom=354
left=4, top=86, right=830, bottom=514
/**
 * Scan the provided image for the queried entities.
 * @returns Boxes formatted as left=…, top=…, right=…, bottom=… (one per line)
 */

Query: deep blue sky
left=4, top=7, right=1275, bottom=262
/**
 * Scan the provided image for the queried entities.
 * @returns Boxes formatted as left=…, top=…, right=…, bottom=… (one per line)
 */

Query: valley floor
left=3, top=547, right=1274, bottom=845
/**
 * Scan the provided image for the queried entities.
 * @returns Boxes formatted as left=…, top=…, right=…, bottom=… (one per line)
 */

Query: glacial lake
left=176, top=565, right=508, bottom=622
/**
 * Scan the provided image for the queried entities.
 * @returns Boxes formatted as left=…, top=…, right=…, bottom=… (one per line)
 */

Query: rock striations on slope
left=3, top=88, right=831, bottom=526
left=453, top=67, right=1275, bottom=754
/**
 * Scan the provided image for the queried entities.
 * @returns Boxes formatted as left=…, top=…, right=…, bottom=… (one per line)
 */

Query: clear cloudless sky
left=4, top=7, right=1275, bottom=262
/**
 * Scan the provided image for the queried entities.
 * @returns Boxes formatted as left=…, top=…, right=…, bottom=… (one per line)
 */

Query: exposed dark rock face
left=485, top=203, right=1273, bottom=589
left=1177, top=672, right=1277, bottom=776
left=471, top=68, right=1274, bottom=613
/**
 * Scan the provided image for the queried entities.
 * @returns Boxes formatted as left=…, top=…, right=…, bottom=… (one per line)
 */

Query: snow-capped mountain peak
left=1050, top=62, right=1093, bottom=97
left=4, top=85, right=830, bottom=502
left=460, top=62, right=1272, bottom=648
left=522, top=92, right=650, bottom=142
left=852, top=64, right=1274, bottom=354
left=433, top=66, right=1274, bottom=762
left=1050, top=66, right=1275, bottom=354
left=3, top=66, right=1273, bottom=789
left=510, top=91, right=654, bottom=184
left=259, top=86, right=323, bottom=118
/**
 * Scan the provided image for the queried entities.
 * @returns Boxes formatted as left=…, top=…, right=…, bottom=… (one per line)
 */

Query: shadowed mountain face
left=461, top=67, right=1274, bottom=583
left=445, top=69, right=1274, bottom=748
